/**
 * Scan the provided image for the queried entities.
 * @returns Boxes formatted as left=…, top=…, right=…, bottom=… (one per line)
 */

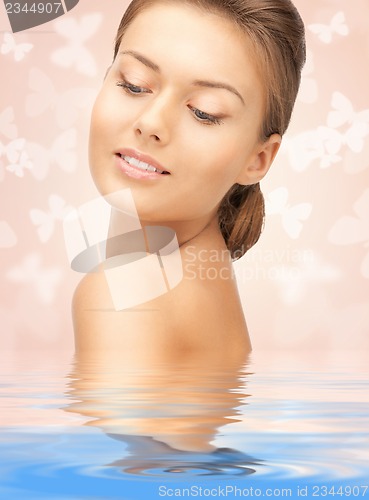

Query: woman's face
left=89, top=2, right=274, bottom=228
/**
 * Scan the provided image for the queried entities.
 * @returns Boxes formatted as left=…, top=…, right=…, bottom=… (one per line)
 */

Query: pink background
left=0, top=0, right=368, bottom=356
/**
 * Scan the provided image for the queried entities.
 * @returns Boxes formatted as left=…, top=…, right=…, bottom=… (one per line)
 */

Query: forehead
left=118, top=2, right=263, bottom=100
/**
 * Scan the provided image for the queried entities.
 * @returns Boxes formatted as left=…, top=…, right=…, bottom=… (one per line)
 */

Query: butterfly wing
left=331, top=12, right=349, bottom=37
left=6, top=163, right=24, bottom=177
left=51, top=14, right=101, bottom=74
left=328, top=92, right=353, bottom=128
left=77, top=13, right=103, bottom=42
left=265, top=187, right=289, bottom=215
left=26, top=68, right=56, bottom=117
left=318, top=126, right=343, bottom=155
left=14, top=43, right=33, bottom=62
left=282, top=203, right=312, bottom=239
left=53, top=13, right=102, bottom=43
left=25, top=142, right=50, bottom=181
left=5, top=138, right=25, bottom=163
left=0, top=33, right=14, bottom=55
left=30, top=209, right=54, bottom=242
left=0, top=107, right=17, bottom=139
left=328, top=190, right=369, bottom=246
left=48, top=194, right=69, bottom=220
left=56, top=88, right=95, bottom=129
left=320, top=153, right=341, bottom=169
left=51, top=129, right=77, bottom=172
left=309, top=23, right=332, bottom=44
left=285, top=131, right=324, bottom=172
left=345, top=122, right=369, bottom=153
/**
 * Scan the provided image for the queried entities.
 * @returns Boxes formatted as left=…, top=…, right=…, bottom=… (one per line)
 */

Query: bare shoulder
left=72, top=269, right=112, bottom=313
left=72, top=257, right=251, bottom=357
left=72, top=268, right=170, bottom=352
left=168, top=263, right=251, bottom=352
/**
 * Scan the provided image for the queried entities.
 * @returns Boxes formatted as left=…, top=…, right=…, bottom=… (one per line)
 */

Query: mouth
left=115, top=150, right=171, bottom=176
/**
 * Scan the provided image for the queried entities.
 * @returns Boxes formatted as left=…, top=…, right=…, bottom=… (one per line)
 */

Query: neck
left=107, top=206, right=223, bottom=254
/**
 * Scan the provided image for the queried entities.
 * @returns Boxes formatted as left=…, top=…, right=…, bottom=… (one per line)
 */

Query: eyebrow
left=192, top=80, right=245, bottom=105
left=119, top=50, right=160, bottom=73
left=119, top=50, right=245, bottom=105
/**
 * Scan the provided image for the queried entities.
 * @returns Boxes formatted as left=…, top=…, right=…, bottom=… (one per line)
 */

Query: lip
left=115, top=148, right=171, bottom=180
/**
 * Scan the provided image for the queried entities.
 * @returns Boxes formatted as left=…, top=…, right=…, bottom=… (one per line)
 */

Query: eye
left=116, top=80, right=151, bottom=95
left=189, top=105, right=223, bottom=125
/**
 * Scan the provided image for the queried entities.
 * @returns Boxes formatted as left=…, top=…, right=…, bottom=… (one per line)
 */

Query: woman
left=72, top=0, right=305, bottom=363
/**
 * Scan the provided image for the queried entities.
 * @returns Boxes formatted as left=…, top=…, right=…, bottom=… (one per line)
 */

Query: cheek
left=88, top=96, right=115, bottom=187
left=89, top=95, right=126, bottom=172
left=90, top=88, right=128, bottom=142
left=94, top=92, right=115, bottom=123
left=89, top=98, right=109, bottom=151
left=189, top=131, right=250, bottom=187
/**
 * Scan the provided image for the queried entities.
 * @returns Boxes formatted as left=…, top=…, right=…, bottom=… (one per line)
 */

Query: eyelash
left=116, top=80, right=223, bottom=126
left=188, top=106, right=223, bottom=126
left=116, top=80, right=150, bottom=95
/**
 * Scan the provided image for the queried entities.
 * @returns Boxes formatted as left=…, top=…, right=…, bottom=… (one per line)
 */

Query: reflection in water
left=64, top=352, right=261, bottom=476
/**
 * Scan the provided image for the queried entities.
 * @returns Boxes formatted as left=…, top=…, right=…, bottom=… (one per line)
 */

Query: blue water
left=0, top=350, right=368, bottom=499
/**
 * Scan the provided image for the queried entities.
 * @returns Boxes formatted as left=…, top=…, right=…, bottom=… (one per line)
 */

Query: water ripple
left=1, top=354, right=368, bottom=499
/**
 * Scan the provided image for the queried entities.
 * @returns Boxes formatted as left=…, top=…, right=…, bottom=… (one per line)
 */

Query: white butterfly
left=283, top=131, right=326, bottom=172
left=286, top=120, right=368, bottom=173
left=0, top=221, right=17, bottom=248
left=25, top=129, right=77, bottom=180
left=6, top=150, right=33, bottom=177
left=272, top=253, right=341, bottom=305
left=0, top=32, right=33, bottom=61
left=319, top=153, right=342, bottom=170
left=0, top=137, right=25, bottom=163
left=309, top=11, right=349, bottom=44
left=6, top=253, right=62, bottom=304
left=51, top=13, right=102, bottom=76
left=318, top=123, right=369, bottom=156
left=26, top=68, right=96, bottom=129
left=328, top=92, right=369, bottom=129
left=0, top=138, right=33, bottom=177
left=265, top=187, right=312, bottom=239
left=30, top=194, right=73, bottom=243
left=0, top=107, right=18, bottom=139
left=328, top=189, right=369, bottom=278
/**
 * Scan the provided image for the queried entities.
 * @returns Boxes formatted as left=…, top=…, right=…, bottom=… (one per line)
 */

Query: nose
left=133, top=94, right=173, bottom=145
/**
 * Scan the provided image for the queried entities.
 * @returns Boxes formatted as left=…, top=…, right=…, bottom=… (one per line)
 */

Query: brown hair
left=113, top=0, right=306, bottom=259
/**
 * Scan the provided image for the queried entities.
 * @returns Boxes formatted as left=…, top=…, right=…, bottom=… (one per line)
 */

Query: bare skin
left=73, top=216, right=251, bottom=365
left=73, top=4, right=281, bottom=361
left=69, top=280, right=252, bottom=454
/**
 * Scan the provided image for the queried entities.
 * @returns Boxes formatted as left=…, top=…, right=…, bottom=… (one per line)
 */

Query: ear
left=236, top=134, right=282, bottom=185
